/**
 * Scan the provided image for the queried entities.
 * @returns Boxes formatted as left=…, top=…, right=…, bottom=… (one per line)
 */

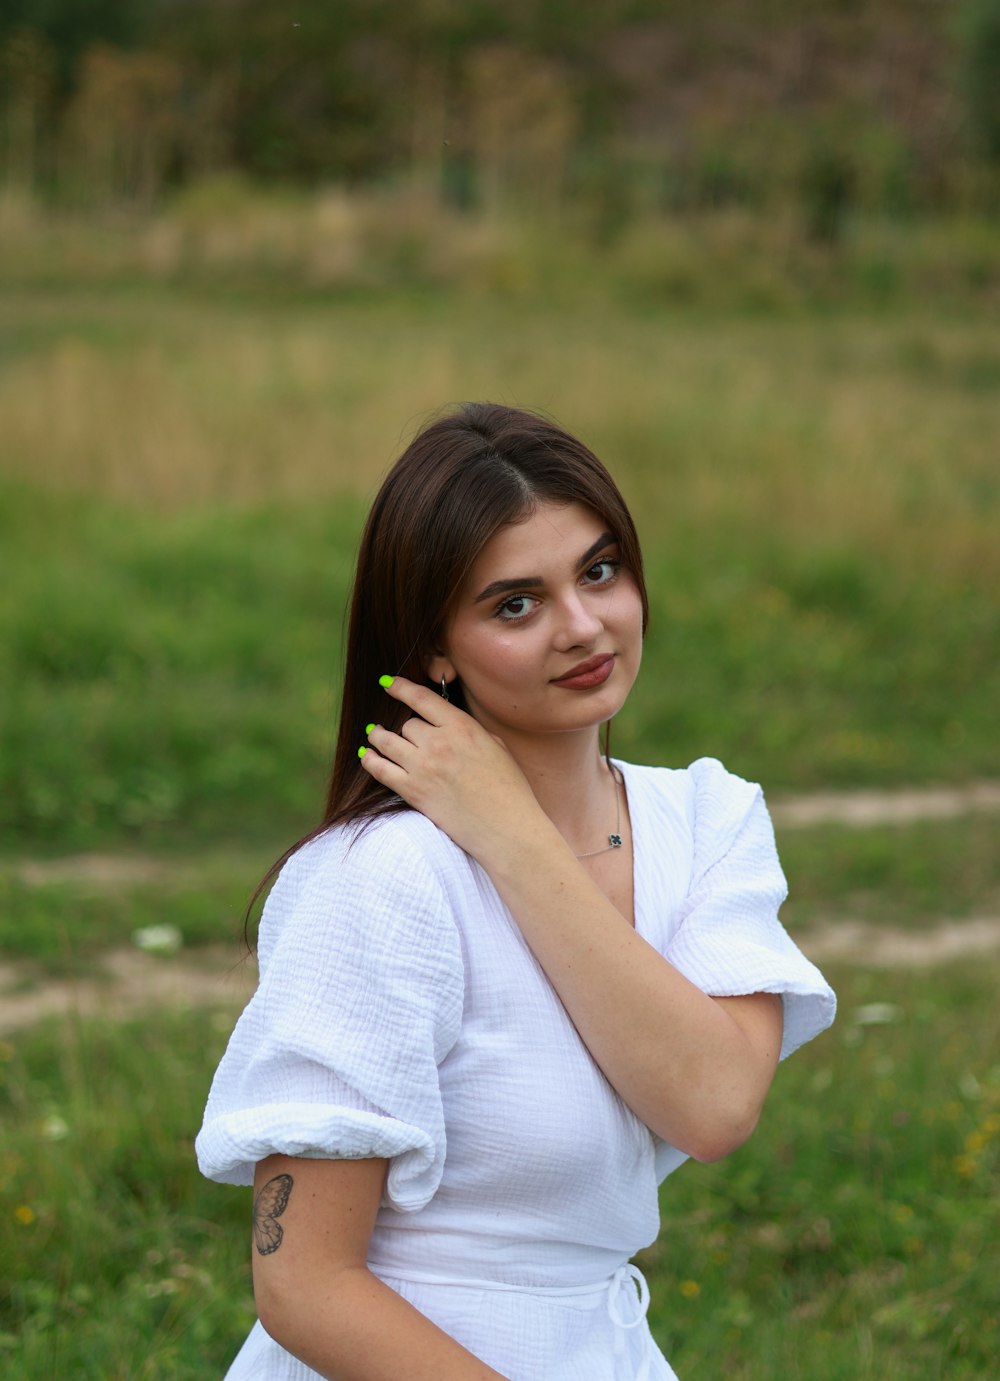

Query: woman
left=197, top=402, right=836, bottom=1380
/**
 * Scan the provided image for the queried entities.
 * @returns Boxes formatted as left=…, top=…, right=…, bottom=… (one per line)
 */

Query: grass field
left=2, top=287, right=998, bottom=855
left=1, top=252, right=998, bottom=1376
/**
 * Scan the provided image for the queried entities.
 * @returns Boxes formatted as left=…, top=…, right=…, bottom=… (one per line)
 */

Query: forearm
left=256, top=1264, right=507, bottom=1381
left=483, top=823, right=780, bottom=1160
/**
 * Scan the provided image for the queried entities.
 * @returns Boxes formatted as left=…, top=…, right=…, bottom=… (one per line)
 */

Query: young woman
left=196, top=403, right=836, bottom=1380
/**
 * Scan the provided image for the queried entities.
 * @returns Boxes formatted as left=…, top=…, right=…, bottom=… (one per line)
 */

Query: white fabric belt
left=606, top=1264, right=653, bottom=1381
left=373, top=1262, right=653, bottom=1381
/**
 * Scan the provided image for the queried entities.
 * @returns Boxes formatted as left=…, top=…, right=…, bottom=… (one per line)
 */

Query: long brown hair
left=246, top=403, right=648, bottom=931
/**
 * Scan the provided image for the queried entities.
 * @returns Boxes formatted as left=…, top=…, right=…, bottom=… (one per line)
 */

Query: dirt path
left=11, top=780, right=1000, bottom=893
left=0, top=946, right=258, bottom=1036
left=768, top=779, right=1000, bottom=828
left=4, top=781, right=999, bottom=1035
left=794, top=915, right=1000, bottom=968
left=3, top=917, right=1000, bottom=1037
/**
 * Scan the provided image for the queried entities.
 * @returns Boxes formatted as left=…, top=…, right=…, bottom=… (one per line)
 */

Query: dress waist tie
left=607, top=1264, right=653, bottom=1381
left=372, top=1261, right=654, bottom=1380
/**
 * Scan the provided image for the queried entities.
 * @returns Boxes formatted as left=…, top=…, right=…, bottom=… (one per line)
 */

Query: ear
left=425, top=653, right=457, bottom=688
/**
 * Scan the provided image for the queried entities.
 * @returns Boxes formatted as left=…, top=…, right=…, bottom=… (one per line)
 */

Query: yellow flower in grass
left=13, top=1204, right=35, bottom=1225
left=679, top=1280, right=701, bottom=1299
left=965, top=1131, right=986, bottom=1154
left=952, top=1154, right=976, bottom=1178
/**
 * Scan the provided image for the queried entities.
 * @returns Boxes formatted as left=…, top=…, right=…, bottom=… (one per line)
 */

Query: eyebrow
left=472, top=531, right=617, bottom=603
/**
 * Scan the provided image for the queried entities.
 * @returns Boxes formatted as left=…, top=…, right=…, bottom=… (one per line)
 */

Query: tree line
left=2, top=0, right=999, bottom=223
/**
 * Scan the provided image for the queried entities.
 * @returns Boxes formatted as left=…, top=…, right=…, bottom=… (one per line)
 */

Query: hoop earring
left=440, top=677, right=449, bottom=702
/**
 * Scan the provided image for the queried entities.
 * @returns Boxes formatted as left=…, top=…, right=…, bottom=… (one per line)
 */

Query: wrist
left=476, top=815, right=576, bottom=886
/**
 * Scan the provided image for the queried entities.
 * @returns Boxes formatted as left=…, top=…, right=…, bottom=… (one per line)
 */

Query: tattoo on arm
left=252, top=1173, right=294, bottom=1256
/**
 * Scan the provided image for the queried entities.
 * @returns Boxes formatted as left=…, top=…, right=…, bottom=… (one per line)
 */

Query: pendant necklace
left=575, top=767, right=624, bottom=859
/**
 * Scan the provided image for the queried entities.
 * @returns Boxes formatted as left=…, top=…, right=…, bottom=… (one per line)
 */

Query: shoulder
left=273, top=808, right=471, bottom=900
left=619, top=755, right=761, bottom=824
left=685, top=756, right=763, bottom=832
left=257, top=810, right=468, bottom=972
left=620, top=756, right=769, bottom=879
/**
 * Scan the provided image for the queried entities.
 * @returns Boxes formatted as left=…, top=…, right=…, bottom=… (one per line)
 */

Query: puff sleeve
left=195, top=818, right=465, bottom=1213
left=664, top=758, right=836, bottom=1061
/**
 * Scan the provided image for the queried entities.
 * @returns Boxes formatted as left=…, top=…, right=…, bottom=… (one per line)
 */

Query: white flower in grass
left=132, top=924, right=183, bottom=955
left=40, top=1114, right=69, bottom=1142
left=850, top=1002, right=901, bottom=1026
left=959, top=1073, right=981, bottom=1100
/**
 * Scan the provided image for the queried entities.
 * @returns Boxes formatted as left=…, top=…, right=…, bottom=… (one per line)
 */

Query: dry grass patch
left=1, top=297, right=997, bottom=589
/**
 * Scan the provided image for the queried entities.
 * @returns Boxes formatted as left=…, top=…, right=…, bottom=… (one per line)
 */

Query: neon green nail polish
left=378, top=675, right=394, bottom=688
left=357, top=745, right=367, bottom=758
left=365, top=723, right=375, bottom=735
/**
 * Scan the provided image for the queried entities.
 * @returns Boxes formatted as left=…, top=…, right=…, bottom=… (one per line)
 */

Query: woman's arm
left=250, top=1154, right=508, bottom=1380
left=480, top=837, right=782, bottom=1162
left=360, top=679, right=783, bottom=1163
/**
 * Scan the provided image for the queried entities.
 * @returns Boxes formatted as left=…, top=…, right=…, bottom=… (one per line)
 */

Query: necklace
left=575, top=767, right=624, bottom=859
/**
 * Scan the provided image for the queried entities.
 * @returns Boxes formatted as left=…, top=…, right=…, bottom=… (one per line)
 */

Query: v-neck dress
left=197, top=757, right=836, bottom=1380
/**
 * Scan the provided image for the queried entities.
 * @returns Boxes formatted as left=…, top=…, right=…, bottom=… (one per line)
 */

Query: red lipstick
left=551, top=654, right=615, bottom=689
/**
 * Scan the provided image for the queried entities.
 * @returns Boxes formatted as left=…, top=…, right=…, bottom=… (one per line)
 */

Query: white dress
left=196, top=758, right=836, bottom=1380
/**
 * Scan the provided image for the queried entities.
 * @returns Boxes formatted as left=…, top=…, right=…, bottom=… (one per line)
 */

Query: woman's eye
left=495, top=594, right=537, bottom=621
left=584, top=558, right=620, bottom=585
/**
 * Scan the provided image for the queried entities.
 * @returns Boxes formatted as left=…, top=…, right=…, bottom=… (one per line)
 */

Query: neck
left=493, top=724, right=616, bottom=851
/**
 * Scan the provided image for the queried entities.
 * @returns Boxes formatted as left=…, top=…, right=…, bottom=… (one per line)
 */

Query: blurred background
left=1, top=1, right=998, bottom=1376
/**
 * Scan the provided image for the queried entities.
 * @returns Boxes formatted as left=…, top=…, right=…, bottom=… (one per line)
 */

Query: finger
left=365, top=725, right=420, bottom=770
left=400, top=715, right=437, bottom=747
left=357, top=742, right=411, bottom=796
left=377, top=675, right=450, bottom=728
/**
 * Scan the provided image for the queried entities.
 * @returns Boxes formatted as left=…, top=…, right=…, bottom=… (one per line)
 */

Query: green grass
left=0, top=854, right=261, bottom=973
left=2, top=960, right=997, bottom=1379
left=643, top=959, right=1000, bottom=1379
left=0, top=489, right=360, bottom=853
left=778, top=814, right=1000, bottom=932
left=1, top=469, right=997, bottom=852
left=0, top=1010, right=253, bottom=1379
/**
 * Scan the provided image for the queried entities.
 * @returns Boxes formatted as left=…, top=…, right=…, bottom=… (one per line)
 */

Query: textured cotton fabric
left=197, top=758, right=836, bottom=1380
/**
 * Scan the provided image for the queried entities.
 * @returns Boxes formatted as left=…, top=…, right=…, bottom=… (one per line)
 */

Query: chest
left=438, top=890, right=651, bottom=1198
left=580, top=842, right=634, bottom=927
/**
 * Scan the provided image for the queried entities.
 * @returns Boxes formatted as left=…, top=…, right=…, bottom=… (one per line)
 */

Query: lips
left=551, top=654, right=616, bottom=689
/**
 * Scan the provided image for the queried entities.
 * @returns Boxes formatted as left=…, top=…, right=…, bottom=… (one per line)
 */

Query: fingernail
left=378, top=675, right=394, bottom=688
left=357, top=745, right=367, bottom=758
left=365, top=723, right=375, bottom=735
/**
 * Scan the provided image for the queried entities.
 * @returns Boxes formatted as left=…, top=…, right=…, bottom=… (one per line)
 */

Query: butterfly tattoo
left=252, top=1173, right=294, bottom=1256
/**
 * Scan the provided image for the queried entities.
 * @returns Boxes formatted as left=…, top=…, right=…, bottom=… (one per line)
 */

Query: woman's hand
left=358, top=676, right=550, bottom=865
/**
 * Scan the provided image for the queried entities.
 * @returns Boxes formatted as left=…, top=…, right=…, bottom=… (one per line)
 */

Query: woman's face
left=430, top=500, right=644, bottom=743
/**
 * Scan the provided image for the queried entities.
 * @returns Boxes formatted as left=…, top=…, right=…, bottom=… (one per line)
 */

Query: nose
left=552, top=589, right=604, bottom=651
